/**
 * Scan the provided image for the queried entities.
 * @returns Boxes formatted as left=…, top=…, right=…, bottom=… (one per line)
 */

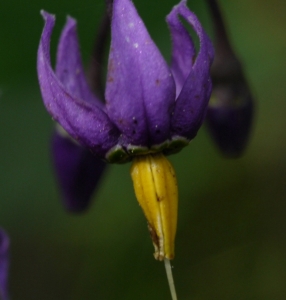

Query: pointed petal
left=52, top=129, right=106, bottom=212
left=169, top=1, right=214, bottom=140
left=0, top=228, right=9, bottom=300
left=105, top=0, right=176, bottom=147
left=37, top=11, right=119, bottom=158
left=55, top=16, right=104, bottom=109
left=166, top=1, right=196, bottom=97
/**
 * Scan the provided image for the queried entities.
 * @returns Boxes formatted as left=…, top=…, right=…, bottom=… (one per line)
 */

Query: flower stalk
left=165, top=258, right=178, bottom=300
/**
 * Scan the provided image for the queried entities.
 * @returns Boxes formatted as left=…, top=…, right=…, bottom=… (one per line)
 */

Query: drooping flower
left=0, top=228, right=9, bottom=300
left=51, top=126, right=106, bottom=212
left=37, top=0, right=213, bottom=264
left=205, top=0, right=254, bottom=157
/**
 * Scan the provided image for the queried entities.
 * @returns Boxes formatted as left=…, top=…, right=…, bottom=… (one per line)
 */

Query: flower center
left=130, top=152, right=178, bottom=260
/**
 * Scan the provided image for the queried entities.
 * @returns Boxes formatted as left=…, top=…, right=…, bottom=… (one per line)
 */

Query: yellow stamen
left=130, top=153, right=178, bottom=260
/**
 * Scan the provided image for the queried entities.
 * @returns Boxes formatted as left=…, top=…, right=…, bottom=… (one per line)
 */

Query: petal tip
left=0, top=228, right=9, bottom=254
left=172, top=0, right=187, bottom=11
left=66, top=15, right=77, bottom=26
left=179, top=0, right=187, bottom=6
left=40, top=10, right=55, bottom=21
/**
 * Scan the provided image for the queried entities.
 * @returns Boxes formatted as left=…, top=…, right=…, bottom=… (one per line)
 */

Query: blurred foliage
left=1, top=0, right=286, bottom=299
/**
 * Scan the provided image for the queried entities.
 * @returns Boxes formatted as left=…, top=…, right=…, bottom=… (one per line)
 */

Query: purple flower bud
left=0, top=228, right=9, bottom=300
left=205, top=0, right=254, bottom=157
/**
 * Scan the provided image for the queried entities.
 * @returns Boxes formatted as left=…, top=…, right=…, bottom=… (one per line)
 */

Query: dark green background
left=1, top=0, right=286, bottom=299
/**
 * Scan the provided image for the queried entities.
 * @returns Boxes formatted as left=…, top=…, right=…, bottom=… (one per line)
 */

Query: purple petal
left=105, top=0, right=176, bottom=147
left=169, top=1, right=214, bottom=140
left=37, top=11, right=120, bottom=158
left=55, top=16, right=104, bottom=109
left=166, top=1, right=196, bottom=97
left=52, top=129, right=106, bottom=212
left=0, top=228, right=9, bottom=300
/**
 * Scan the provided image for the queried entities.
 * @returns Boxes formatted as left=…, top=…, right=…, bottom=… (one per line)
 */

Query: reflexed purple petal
left=166, top=2, right=196, bottom=97
left=0, top=228, right=9, bottom=300
left=56, top=16, right=104, bottom=109
left=52, top=130, right=106, bottom=212
left=169, top=1, right=214, bottom=140
left=37, top=11, right=120, bottom=158
left=105, top=0, right=176, bottom=146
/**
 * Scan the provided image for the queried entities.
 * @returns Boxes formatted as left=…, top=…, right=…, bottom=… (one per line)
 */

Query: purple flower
left=37, top=0, right=214, bottom=164
left=0, top=228, right=9, bottom=300
left=51, top=128, right=106, bottom=212
left=205, top=0, right=254, bottom=157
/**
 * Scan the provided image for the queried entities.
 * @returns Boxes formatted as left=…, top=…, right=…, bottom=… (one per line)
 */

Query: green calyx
left=105, top=136, right=190, bottom=164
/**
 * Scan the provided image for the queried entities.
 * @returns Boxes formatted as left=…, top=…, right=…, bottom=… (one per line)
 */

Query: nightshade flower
left=52, top=126, right=106, bottom=212
left=205, top=0, right=254, bottom=157
left=0, top=228, right=9, bottom=300
left=37, top=0, right=213, bottom=265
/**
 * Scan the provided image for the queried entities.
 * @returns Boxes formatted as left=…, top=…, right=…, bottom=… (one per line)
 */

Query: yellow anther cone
left=130, top=153, right=178, bottom=260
